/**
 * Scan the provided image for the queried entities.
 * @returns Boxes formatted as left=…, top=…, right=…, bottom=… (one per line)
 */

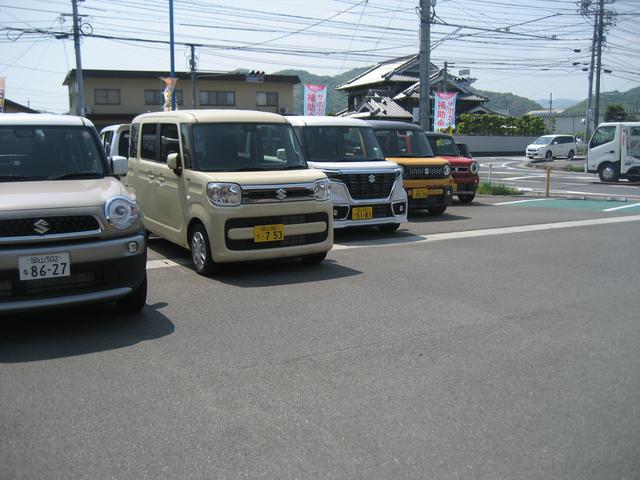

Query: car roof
left=0, top=113, right=94, bottom=127
left=286, top=115, right=370, bottom=127
left=364, top=120, right=422, bottom=131
left=423, top=131, right=454, bottom=139
left=100, top=123, right=130, bottom=133
left=131, top=109, right=288, bottom=124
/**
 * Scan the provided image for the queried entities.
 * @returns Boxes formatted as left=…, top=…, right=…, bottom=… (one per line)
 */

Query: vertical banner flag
left=434, top=92, right=458, bottom=130
left=303, top=84, right=328, bottom=116
left=161, top=77, right=178, bottom=111
left=0, top=77, right=5, bottom=113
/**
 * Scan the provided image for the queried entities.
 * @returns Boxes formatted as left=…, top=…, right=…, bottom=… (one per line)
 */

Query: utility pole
left=189, top=44, right=196, bottom=109
left=169, top=0, right=176, bottom=110
left=443, top=61, right=448, bottom=92
left=585, top=14, right=598, bottom=140
left=593, top=0, right=605, bottom=130
left=71, top=0, right=85, bottom=116
left=419, top=0, right=433, bottom=131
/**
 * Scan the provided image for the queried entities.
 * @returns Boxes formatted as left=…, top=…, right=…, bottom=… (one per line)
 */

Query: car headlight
left=314, top=178, right=331, bottom=201
left=395, top=167, right=403, bottom=180
left=470, top=161, right=479, bottom=174
left=443, top=164, right=451, bottom=176
left=105, top=196, right=139, bottom=230
left=207, top=182, right=242, bottom=206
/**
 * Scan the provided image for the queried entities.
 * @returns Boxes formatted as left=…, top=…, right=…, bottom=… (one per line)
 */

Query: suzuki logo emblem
left=33, top=219, right=50, bottom=235
left=368, top=174, right=376, bottom=183
left=276, top=188, right=287, bottom=200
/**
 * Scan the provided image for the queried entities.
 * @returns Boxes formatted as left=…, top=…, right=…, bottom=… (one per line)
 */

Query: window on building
left=144, top=89, right=183, bottom=106
left=94, top=89, right=121, bottom=105
left=256, top=92, right=279, bottom=106
left=199, top=91, right=235, bottom=106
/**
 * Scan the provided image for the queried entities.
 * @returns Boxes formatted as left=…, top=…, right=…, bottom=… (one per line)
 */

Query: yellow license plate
left=352, top=207, right=373, bottom=220
left=253, top=224, right=285, bottom=243
left=413, top=188, right=442, bottom=198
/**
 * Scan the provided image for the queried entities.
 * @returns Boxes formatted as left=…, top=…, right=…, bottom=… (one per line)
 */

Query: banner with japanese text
left=0, top=77, right=5, bottom=113
left=161, top=77, right=178, bottom=111
left=434, top=92, right=457, bottom=130
left=303, top=84, right=328, bottom=116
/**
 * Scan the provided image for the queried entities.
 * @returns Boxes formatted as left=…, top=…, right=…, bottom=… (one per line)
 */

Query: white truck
left=586, top=122, right=640, bottom=182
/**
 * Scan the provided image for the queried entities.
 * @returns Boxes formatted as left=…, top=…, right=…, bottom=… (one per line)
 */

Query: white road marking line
left=603, top=203, right=640, bottom=212
left=147, top=258, right=191, bottom=270
left=332, top=215, right=640, bottom=251
left=493, top=198, right=552, bottom=205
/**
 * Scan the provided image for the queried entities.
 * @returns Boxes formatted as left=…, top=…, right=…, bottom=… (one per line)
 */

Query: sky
left=1, top=0, right=639, bottom=113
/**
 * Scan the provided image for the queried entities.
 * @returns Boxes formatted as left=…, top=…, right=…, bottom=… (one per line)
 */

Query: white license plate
left=18, top=253, right=71, bottom=281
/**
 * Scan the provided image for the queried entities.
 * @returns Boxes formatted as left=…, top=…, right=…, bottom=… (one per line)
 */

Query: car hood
left=204, top=168, right=327, bottom=185
left=0, top=177, right=125, bottom=213
left=307, top=160, right=400, bottom=172
left=385, top=156, right=449, bottom=166
left=527, top=144, right=545, bottom=149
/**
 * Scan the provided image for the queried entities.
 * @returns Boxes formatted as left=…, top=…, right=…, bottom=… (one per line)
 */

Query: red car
left=425, top=132, right=479, bottom=204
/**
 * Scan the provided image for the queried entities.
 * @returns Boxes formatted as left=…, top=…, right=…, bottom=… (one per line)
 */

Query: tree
left=605, top=104, right=635, bottom=122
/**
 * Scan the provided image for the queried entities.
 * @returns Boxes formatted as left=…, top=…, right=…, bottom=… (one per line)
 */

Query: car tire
left=117, top=275, right=147, bottom=313
left=568, top=149, right=575, bottom=159
left=427, top=205, right=447, bottom=215
left=458, top=194, right=475, bottom=204
left=301, top=252, right=327, bottom=265
left=545, top=150, right=553, bottom=159
left=378, top=223, right=400, bottom=233
left=190, top=223, right=222, bottom=275
left=598, top=162, right=620, bottom=183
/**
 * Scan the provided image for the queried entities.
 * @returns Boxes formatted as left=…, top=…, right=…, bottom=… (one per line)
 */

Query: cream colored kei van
left=126, top=110, right=333, bottom=275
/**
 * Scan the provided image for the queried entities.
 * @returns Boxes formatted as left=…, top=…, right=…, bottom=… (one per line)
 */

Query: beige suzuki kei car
left=125, top=110, right=333, bottom=275
left=0, top=114, right=147, bottom=314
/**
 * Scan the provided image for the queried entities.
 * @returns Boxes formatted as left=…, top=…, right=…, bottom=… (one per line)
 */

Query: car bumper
left=452, top=175, right=479, bottom=194
left=0, top=233, right=147, bottom=314
left=403, top=179, right=453, bottom=210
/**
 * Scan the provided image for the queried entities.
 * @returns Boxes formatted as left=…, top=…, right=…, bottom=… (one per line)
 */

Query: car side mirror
left=167, top=152, right=181, bottom=174
left=111, top=155, right=128, bottom=176
left=553, top=141, right=558, bottom=145
left=276, top=148, right=287, bottom=161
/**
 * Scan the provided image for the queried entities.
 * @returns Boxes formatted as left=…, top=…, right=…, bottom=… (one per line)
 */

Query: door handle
left=608, top=151, right=615, bottom=154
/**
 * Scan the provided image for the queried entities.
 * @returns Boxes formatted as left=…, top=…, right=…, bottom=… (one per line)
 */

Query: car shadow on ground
left=0, top=302, right=174, bottom=363
left=333, top=226, right=425, bottom=245
left=406, top=212, right=470, bottom=223
left=146, top=236, right=191, bottom=261
left=211, top=258, right=362, bottom=288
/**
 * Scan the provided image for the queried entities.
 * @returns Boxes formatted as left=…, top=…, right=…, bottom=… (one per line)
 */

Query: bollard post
left=488, top=163, right=493, bottom=185
left=546, top=166, right=551, bottom=197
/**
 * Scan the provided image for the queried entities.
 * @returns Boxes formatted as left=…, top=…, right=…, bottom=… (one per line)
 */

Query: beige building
left=63, top=69, right=300, bottom=131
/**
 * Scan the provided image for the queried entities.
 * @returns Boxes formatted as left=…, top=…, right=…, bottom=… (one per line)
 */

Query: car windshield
left=191, top=123, right=306, bottom=172
left=302, top=126, right=385, bottom=162
left=373, top=129, right=434, bottom=157
left=426, top=135, right=459, bottom=156
left=532, top=135, right=553, bottom=145
left=0, top=126, right=106, bottom=181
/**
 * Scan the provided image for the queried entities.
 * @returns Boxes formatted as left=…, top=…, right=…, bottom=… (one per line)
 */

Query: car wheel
left=190, top=223, right=221, bottom=275
left=568, top=149, right=575, bottom=159
left=378, top=223, right=400, bottom=233
left=301, top=252, right=327, bottom=264
left=458, top=194, right=475, bottom=204
left=117, top=275, right=147, bottom=313
left=598, top=162, right=620, bottom=183
left=427, top=205, right=447, bottom=215
left=545, top=150, right=552, bottom=159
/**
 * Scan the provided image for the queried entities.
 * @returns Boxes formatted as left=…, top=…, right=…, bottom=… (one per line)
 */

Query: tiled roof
left=336, top=55, right=438, bottom=91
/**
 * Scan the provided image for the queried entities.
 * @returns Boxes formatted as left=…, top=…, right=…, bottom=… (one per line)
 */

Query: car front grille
left=403, top=166, right=448, bottom=179
left=0, top=216, right=101, bottom=238
left=242, top=185, right=315, bottom=204
left=225, top=213, right=329, bottom=251
left=334, top=173, right=396, bottom=199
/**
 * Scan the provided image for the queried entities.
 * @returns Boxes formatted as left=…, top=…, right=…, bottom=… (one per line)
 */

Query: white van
left=287, top=116, right=408, bottom=232
left=100, top=124, right=130, bottom=158
left=125, top=110, right=333, bottom=275
left=586, top=122, right=640, bottom=182
left=526, top=134, right=576, bottom=160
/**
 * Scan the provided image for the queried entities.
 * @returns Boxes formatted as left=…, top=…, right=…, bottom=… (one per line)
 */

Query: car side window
left=141, top=123, right=159, bottom=161
left=180, top=123, right=192, bottom=169
left=590, top=126, right=616, bottom=148
left=129, top=124, right=139, bottom=158
left=118, top=131, right=130, bottom=157
left=102, top=131, right=113, bottom=154
left=160, top=123, right=180, bottom=164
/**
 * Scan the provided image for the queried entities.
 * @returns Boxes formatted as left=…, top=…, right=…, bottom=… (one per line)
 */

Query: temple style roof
left=336, top=55, right=438, bottom=91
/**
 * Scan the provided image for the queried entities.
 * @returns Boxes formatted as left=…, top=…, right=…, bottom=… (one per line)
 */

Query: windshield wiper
left=282, top=165, right=307, bottom=170
left=48, top=172, right=104, bottom=180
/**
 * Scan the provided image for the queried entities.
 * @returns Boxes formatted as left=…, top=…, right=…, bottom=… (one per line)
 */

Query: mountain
left=535, top=98, right=579, bottom=110
left=273, top=67, right=370, bottom=114
left=470, top=89, right=544, bottom=117
left=565, top=86, right=640, bottom=113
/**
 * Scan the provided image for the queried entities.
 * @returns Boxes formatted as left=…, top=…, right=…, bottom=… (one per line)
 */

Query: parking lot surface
left=2, top=199, right=640, bottom=479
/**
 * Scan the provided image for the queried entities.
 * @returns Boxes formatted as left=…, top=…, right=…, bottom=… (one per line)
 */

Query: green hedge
left=456, top=114, right=546, bottom=136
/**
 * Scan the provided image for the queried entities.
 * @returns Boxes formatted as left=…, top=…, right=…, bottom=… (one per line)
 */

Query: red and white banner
left=161, top=77, right=178, bottom=111
left=434, top=92, right=457, bottom=130
left=303, top=84, right=327, bottom=116
left=0, top=77, right=5, bottom=113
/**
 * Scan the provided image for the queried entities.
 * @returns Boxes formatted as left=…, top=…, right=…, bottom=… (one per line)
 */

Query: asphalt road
left=478, top=156, right=640, bottom=200
left=2, top=200, right=640, bottom=479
